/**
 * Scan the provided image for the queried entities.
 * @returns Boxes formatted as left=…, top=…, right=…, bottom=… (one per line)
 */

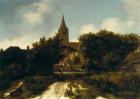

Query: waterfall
left=30, top=82, right=107, bottom=99
left=30, top=82, right=70, bottom=99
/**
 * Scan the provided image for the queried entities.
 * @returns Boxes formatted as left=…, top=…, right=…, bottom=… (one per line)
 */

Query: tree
left=79, top=30, right=139, bottom=71
left=0, top=47, right=28, bottom=70
left=0, top=47, right=32, bottom=90
left=31, top=34, right=64, bottom=75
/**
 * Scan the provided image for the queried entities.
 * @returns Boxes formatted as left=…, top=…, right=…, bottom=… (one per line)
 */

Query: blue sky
left=0, top=0, right=139, bottom=49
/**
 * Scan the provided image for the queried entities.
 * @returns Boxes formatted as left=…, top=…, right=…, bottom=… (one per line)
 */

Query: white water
left=30, top=82, right=107, bottom=99
left=4, top=82, right=23, bottom=97
left=30, top=82, right=70, bottom=99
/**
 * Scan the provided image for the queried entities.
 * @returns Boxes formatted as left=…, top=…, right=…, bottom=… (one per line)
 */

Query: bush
left=4, top=63, right=28, bottom=80
left=79, top=30, right=139, bottom=71
left=0, top=73, right=12, bottom=90
left=31, top=34, right=64, bottom=75
left=84, top=79, right=120, bottom=94
left=120, top=75, right=140, bottom=92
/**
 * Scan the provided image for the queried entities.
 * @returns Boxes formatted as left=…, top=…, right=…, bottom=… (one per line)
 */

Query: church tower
left=58, top=15, right=69, bottom=46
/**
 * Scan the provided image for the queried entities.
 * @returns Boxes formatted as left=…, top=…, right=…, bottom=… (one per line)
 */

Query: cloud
left=36, top=2, right=48, bottom=13
left=0, top=0, right=42, bottom=39
left=23, top=12, right=43, bottom=25
left=0, top=0, right=140, bottom=49
left=101, top=17, right=123, bottom=32
left=121, top=0, right=140, bottom=31
left=79, top=19, right=124, bottom=34
left=122, top=0, right=140, bottom=21
left=79, top=0, right=140, bottom=34
left=100, top=0, right=140, bottom=33
left=0, top=29, right=59, bottom=49
left=0, top=33, right=40, bottom=49
left=79, top=17, right=138, bottom=34
left=0, top=0, right=60, bottom=49
left=22, top=2, right=48, bottom=25
left=79, top=24, right=98, bottom=34
left=100, top=17, right=134, bottom=33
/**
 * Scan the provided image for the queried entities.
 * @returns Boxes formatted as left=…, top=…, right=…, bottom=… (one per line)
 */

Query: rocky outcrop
left=121, top=51, right=140, bottom=73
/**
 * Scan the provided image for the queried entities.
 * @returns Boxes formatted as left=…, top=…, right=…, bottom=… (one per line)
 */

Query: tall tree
left=79, top=30, right=140, bottom=71
left=31, top=34, right=64, bottom=75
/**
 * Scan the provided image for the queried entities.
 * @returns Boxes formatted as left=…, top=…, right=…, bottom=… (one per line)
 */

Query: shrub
left=4, top=63, right=28, bottom=80
left=0, top=73, right=12, bottom=90
left=79, top=30, right=139, bottom=71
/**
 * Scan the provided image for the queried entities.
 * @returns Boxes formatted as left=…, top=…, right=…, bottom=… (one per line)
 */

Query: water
left=30, top=82, right=107, bottom=99
left=30, top=82, right=70, bottom=99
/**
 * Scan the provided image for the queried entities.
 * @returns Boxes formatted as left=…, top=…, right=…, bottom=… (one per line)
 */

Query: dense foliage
left=0, top=30, right=140, bottom=91
left=31, top=34, right=64, bottom=75
left=79, top=30, right=140, bottom=71
left=0, top=34, right=64, bottom=90
left=0, top=47, right=28, bottom=70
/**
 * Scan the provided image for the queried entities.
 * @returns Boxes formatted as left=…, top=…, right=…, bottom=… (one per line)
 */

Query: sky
left=0, top=0, right=140, bottom=49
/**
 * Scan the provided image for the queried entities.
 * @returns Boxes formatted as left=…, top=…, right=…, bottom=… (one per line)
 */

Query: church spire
left=59, top=15, right=67, bottom=29
left=58, top=15, right=69, bottom=45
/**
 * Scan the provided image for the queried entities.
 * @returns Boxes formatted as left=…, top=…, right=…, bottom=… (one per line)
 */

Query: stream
left=30, top=82, right=107, bottom=99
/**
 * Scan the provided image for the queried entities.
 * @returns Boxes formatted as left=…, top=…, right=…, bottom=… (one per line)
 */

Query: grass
left=82, top=71, right=140, bottom=99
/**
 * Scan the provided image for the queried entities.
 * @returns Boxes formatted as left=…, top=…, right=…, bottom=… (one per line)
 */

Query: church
left=58, top=15, right=80, bottom=51
left=54, top=16, right=83, bottom=72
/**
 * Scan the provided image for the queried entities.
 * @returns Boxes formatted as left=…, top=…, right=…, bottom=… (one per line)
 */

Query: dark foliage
left=0, top=34, right=64, bottom=90
left=120, top=75, right=140, bottom=92
left=0, top=73, right=12, bottom=90
left=31, top=34, right=64, bottom=75
left=83, top=75, right=140, bottom=97
left=0, top=47, right=27, bottom=70
left=79, top=30, right=140, bottom=71
left=4, top=63, right=28, bottom=80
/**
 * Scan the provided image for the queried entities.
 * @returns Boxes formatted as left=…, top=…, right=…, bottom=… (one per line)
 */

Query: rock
left=10, top=86, right=22, bottom=97
left=121, top=51, right=140, bottom=73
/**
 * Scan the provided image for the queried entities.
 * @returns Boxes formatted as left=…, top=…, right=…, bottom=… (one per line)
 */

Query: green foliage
left=0, top=47, right=30, bottom=90
left=0, top=47, right=34, bottom=78
left=0, top=72, right=12, bottom=90
left=0, top=47, right=27, bottom=70
left=79, top=30, right=140, bottom=71
left=83, top=72, right=140, bottom=97
left=120, top=75, right=140, bottom=92
left=4, top=63, right=28, bottom=80
left=88, top=79, right=120, bottom=94
left=0, top=33, right=64, bottom=91
left=31, top=34, right=64, bottom=75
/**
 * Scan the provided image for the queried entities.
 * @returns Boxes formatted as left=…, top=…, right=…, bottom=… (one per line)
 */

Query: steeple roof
left=59, top=15, right=68, bottom=29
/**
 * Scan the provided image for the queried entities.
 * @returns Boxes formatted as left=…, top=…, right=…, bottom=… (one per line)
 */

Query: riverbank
left=54, top=71, right=140, bottom=98
left=1, top=71, right=140, bottom=99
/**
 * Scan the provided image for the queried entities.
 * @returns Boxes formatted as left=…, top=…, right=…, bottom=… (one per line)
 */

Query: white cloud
left=22, top=2, right=48, bottom=25
left=79, top=0, right=140, bottom=34
left=0, top=1, right=58, bottom=49
left=79, top=18, right=125, bottom=34
left=100, top=17, right=136, bottom=33
left=79, top=17, right=138, bottom=34
left=101, top=17, right=123, bottom=33
left=79, top=24, right=98, bottom=34
left=23, top=12, right=43, bottom=25
left=0, top=33, right=40, bottom=49
left=100, top=0, right=140, bottom=33
left=0, top=29, right=59, bottom=49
